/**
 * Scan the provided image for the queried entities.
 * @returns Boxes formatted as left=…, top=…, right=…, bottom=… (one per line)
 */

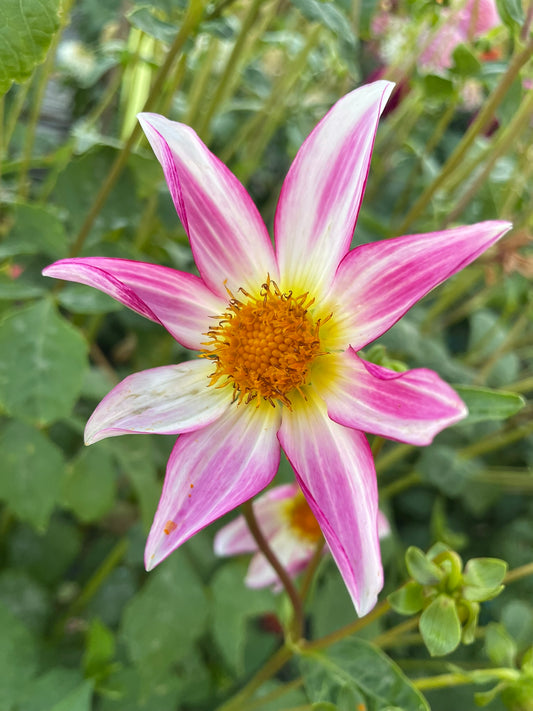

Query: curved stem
left=299, top=538, right=325, bottom=604
left=241, top=500, right=304, bottom=643
left=504, top=560, right=533, bottom=585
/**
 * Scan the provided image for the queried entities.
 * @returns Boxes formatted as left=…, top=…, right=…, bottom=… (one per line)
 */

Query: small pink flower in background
left=215, top=483, right=391, bottom=591
left=43, top=80, right=511, bottom=616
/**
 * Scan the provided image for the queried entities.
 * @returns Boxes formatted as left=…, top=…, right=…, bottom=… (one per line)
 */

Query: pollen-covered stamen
left=201, top=276, right=329, bottom=407
left=284, top=492, right=322, bottom=544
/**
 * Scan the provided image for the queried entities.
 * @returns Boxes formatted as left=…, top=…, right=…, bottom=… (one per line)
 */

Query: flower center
left=202, top=276, right=329, bottom=407
left=285, top=492, right=322, bottom=543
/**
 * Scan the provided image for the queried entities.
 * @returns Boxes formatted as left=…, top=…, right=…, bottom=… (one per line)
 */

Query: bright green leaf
left=388, top=581, right=425, bottom=615
left=0, top=420, right=66, bottom=531
left=451, top=44, right=482, bottom=76
left=405, top=546, right=443, bottom=585
left=419, top=595, right=461, bottom=656
left=0, top=0, right=61, bottom=95
left=454, top=385, right=525, bottom=424
left=496, top=0, right=525, bottom=29
left=83, top=618, right=116, bottom=680
left=63, top=444, right=116, bottom=523
left=0, top=300, right=88, bottom=426
left=463, top=557, right=507, bottom=590
left=300, top=637, right=429, bottom=710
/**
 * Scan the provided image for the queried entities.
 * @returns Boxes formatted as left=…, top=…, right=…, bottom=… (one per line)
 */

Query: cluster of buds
left=389, top=542, right=507, bottom=656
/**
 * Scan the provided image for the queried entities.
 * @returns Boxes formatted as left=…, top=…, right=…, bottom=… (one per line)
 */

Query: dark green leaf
left=454, top=385, right=525, bottom=424
left=300, top=637, right=429, bottom=710
left=290, top=0, right=355, bottom=46
left=0, top=204, right=68, bottom=259
left=0, top=0, right=61, bottom=95
left=63, top=444, right=116, bottom=523
left=127, top=7, right=178, bottom=44
left=0, top=420, right=66, bottom=530
left=0, top=601, right=39, bottom=709
left=0, top=300, right=88, bottom=426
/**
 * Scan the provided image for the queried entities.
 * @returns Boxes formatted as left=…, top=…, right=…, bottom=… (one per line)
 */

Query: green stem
left=371, top=615, right=420, bottom=649
left=240, top=678, right=303, bottom=711
left=459, top=419, right=533, bottom=459
left=184, top=39, right=220, bottom=126
left=397, top=36, right=533, bottom=233
left=375, top=444, right=415, bottom=475
left=195, top=0, right=265, bottom=139
left=299, top=538, right=325, bottom=604
left=3, top=81, right=31, bottom=152
left=421, top=268, right=483, bottom=332
left=302, top=599, right=392, bottom=652
left=241, top=500, right=304, bottom=643
left=414, top=668, right=519, bottom=691
left=68, top=0, right=207, bottom=257
left=504, top=560, right=533, bottom=585
left=505, top=375, right=533, bottom=394
left=379, top=471, right=421, bottom=500
left=445, top=87, right=533, bottom=225
left=215, top=644, right=294, bottom=711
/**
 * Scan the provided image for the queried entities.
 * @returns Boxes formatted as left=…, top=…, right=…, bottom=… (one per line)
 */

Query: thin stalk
left=240, top=678, right=304, bottom=711
left=414, top=668, right=519, bottom=691
left=195, top=0, right=264, bottom=139
left=445, top=88, right=533, bottom=225
left=0, top=96, right=3, bottom=184
left=379, top=471, right=421, bottom=500
left=157, top=51, right=188, bottom=118
left=473, top=311, right=531, bottom=384
left=215, top=644, right=294, bottom=711
left=375, top=443, right=415, bottom=475
left=184, top=39, right=220, bottom=126
left=459, top=419, right=533, bottom=459
left=371, top=615, right=420, bottom=649
left=299, top=538, right=325, bottom=603
left=504, top=560, right=533, bottom=585
left=68, top=0, right=207, bottom=257
left=505, top=375, right=533, bottom=394
left=500, top=140, right=533, bottom=220
left=241, top=500, right=304, bottom=643
left=3, top=80, right=31, bottom=152
left=302, top=599, right=392, bottom=652
left=398, top=36, right=533, bottom=233
left=421, top=268, right=483, bottom=331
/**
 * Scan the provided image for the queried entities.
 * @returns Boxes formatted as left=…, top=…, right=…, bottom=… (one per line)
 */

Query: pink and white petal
left=85, top=360, right=230, bottom=445
left=328, top=221, right=512, bottom=350
left=145, top=401, right=281, bottom=570
left=43, top=257, right=222, bottom=350
left=275, top=80, right=394, bottom=294
left=213, top=485, right=298, bottom=557
left=377, top=510, right=391, bottom=539
left=138, top=113, right=278, bottom=297
left=278, top=392, right=382, bottom=616
left=320, top=349, right=467, bottom=446
left=245, top=529, right=315, bottom=589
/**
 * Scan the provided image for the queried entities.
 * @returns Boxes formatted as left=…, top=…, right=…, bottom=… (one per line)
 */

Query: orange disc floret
left=202, top=276, right=330, bottom=407
left=285, top=491, right=322, bottom=543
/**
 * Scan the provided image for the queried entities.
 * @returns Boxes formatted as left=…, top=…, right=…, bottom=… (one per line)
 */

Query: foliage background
left=0, top=0, right=532, bottom=709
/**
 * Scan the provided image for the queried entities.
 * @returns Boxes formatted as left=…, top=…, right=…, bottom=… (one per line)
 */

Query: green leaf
left=83, top=618, right=116, bottom=680
left=421, top=74, right=455, bottom=101
left=289, top=0, right=355, bottom=46
left=419, top=595, right=461, bottom=656
left=300, top=637, right=429, bottom=710
left=405, top=546, right=443, bottom=585
left=121, top=550, right=208, bottom=682
left=0, top=569, right=51, bottom=635
left=454, top=385, right=525, bottom=424
left=418, top=445, right=475, bottom=497
left=485, top=623, right=517, bottom=667
left=0, top=601, right=39, bottom=709
left=127, top=7, right=178, bottom=44
left=63, top=444, right=116, bottom=523
left=211, top=560, right=276, bottom=674
left=388, top=581, right=425, bottom=615
left=17, top=668, right=85, bottom=711
left=50, top=680, right=94, bottom=711
left=0, top=204, right=68, bottom=260
left=451, top=44, right=482, bottom=76
left=0, top=0, right=61, bottom=95
left=0, top=300, right=88, bottom=426
left=57, top=284, right=123, bottom=314
left=463, top=557, right=507, bottom=590
left=0, top=420, right=66, bottom=530
left=496, top=0, right=525, bottom=29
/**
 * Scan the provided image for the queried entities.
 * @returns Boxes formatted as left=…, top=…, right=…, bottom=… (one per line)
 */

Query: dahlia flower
left=215, top=483, right=390, bottom=591
left=43, top=80, right=511, bottom=615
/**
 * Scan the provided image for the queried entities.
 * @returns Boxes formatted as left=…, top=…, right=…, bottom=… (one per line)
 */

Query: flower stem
left=302, top=599, right=392, bottom=652
left=379, top=471, right=421, bottom=499
left=371, top=615, right=420, bottom=649
left=68, top=0, right=207, bottom=257
left=459, top=419, right=533, bottom=459
left=504, top=560, right=533, bottom=585
left=375, top=443, right=415, bottom=474
left=398, top=36, right=533, bottom=233
left=215, top=644, right=294, bottom=711
left=299, top=538, right=325, bottom=604
left=414, top=668, right=519, bottom=691
left=241, top=499, right=304, bottom=643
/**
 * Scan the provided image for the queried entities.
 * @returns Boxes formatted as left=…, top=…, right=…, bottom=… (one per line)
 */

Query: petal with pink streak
left=145, top=402, right=281, bottom=570
left=245, top=528, right=315, bottom=589
left=320, top=349, right=467, bottom=446
left=85, top=360, right=230, bottom=445
left=278, top=392, right=382, bottom=616
left=214, top=483, right=298, bottom=556
left=328, top=221, right=512, bottom=350
left=138, top=113, right=278, bottom=297
left=43, top=257, right=222, bottom=350
left=275, top=80, right=394, bottom=294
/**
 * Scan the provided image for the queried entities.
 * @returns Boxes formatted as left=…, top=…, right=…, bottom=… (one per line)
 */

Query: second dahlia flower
left=43, top=80, right=511, bottom=616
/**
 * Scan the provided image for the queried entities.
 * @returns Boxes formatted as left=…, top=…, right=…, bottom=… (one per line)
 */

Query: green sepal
left=419, top=594, right=462, bottom=657
left=432, top=550, right=463, bottom=592
left=405, top=546, right=444, bottom=586
left=462, top=558, right=507, bottom=601
left=460, top=601, right=479, bottom=645
left=388, top=581, right=425, bottom=616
